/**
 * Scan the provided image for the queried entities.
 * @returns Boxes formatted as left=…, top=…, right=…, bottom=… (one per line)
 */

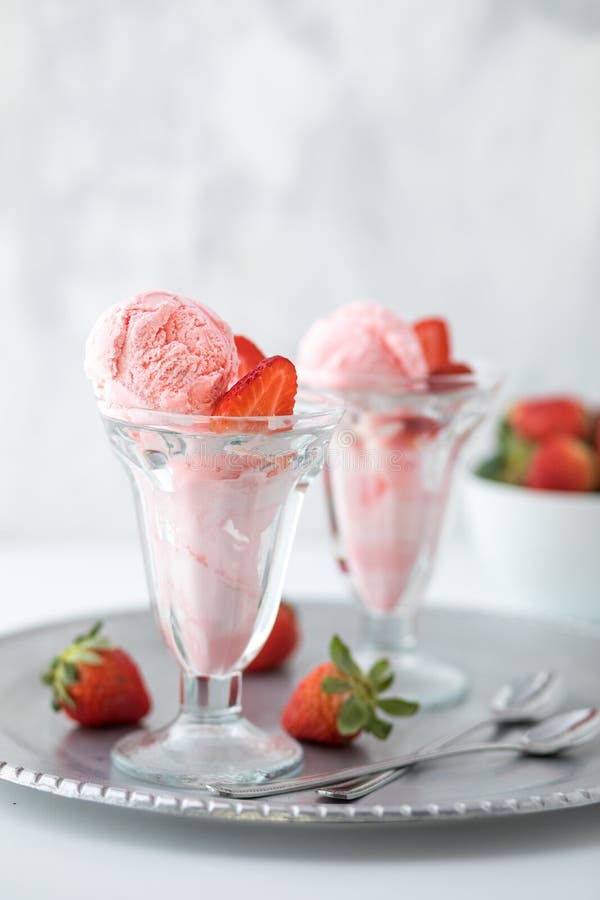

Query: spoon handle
left=210, top=739, right=522, bottom=800
left=316, top=717, right=495, bottom=801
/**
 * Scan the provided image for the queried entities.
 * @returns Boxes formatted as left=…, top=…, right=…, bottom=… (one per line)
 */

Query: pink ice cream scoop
left=297, top=301, right=427, bottom=387
left=85, top=291, right=238, bottom=414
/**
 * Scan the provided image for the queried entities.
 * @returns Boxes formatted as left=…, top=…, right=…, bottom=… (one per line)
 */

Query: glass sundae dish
left=299, top=303, right=501, bottom=708
left=86, top=292, right=341, bottom=786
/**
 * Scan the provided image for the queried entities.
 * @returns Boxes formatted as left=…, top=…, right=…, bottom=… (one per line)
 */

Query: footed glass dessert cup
left=99, top=393, right=341, bottom=787
left=306, top=366, right=501, bottom=709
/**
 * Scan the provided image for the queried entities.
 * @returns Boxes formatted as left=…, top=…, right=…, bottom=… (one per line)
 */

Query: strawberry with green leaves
left=281, top=635, right=418, bottom=745
left=42, top=622, right=151, bottom=727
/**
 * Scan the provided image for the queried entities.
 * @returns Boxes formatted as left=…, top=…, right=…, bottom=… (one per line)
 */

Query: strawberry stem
left=41, top=621, right=112, bottom=713
left=324, top=635, right=419, bottom=740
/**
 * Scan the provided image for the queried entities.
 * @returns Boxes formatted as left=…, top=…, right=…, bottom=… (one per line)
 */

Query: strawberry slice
left=432, top=360, right=473, bottom=375
left=213, top=355, right=298, bottom=424
left=235, top=335, right=266, bottom=379
left=413, top=317, right=451, bottom=372
left=428, top=360, right=474, bottom=392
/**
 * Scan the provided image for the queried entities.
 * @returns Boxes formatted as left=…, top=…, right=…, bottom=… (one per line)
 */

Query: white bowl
left=463, top=469, right=600, bottom=621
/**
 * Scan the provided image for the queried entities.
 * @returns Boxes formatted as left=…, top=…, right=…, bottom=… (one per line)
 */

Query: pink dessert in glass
left=299, top=302, right=500, bottom=708
left=85, top=291, right=341, bottom=786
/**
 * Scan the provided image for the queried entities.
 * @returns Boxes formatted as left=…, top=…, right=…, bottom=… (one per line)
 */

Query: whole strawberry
left=246, top=601, right=299, bottom=673
left=508, top=396, right=590, bottom=443
left=281, top=635, right=418, bottom=745
left=525, top=435, right=600, bottom=492
left=42, top=622, right=151, bottom=727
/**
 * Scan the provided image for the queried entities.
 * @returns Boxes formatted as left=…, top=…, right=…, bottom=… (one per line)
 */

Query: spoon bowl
left=491, top=671, right=564, bottom=722
left=521, top=707, right=600, bottom=755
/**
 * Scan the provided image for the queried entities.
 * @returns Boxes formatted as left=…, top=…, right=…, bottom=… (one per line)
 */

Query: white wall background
left=1, top=0, right=600, bottom=542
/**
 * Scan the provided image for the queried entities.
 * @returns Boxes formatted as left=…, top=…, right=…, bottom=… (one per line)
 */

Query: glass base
left=356, top=647, right=468, bottom=710
left=111, top=714, right=303, bottom=789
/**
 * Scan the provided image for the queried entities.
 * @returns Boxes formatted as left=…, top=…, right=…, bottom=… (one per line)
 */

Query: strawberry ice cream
left=299, top=302, right=445, bottom=615
left=298, top=301, right=427, bottom=387
left=85, top=291, right=238, bottom=414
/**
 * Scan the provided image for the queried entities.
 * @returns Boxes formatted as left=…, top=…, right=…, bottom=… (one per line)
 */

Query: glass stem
left=361, top=608, right=418, bottom=656
left=179, top=671, right=242, bottom=724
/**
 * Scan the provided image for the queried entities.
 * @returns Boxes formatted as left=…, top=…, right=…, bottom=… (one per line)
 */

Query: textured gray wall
left=1, top=1, right=600, bottom=539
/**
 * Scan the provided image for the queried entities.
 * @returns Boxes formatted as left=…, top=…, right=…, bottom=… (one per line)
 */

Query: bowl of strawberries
left=464, top=396, right=600, bottom=620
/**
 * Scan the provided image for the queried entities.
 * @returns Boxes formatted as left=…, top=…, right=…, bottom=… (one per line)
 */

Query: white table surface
left=1, top=538, right=599, bottom=900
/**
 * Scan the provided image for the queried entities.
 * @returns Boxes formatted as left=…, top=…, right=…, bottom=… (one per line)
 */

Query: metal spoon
left=210, top=707, right=599, bottom=800
left=318, top=670, right=563, bottom=801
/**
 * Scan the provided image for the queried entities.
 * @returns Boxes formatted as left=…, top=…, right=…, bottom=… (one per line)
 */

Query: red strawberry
left=42, top=622, right=151, bottom=727
left=213, top=356, right=298, bottom=427
left=433, top=361, right=473, bottom=375
left=413, top=317, right=451, bottom=372
left=282, top=662, right=351, bottom=745
left=429, top=360, right=475, bottom=392
left=281, top=636, right=418, bottom=746
left=246, top=601, right=299, bottom=673
left=508, top=397, right=589, bottom=442
left=235, top=335, right=266, bottom=379
left=525, top=435, right=600, bottom=492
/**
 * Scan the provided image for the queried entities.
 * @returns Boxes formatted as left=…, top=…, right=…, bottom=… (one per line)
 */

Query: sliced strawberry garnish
left=214, top=355, right=298, bottom=422
left=432, top=361, right=473, bottom=375
left=428, top=360, right=474, bottom=392
left=235, top=335, right=266, bottom=379
left=413, top=317, right=451, bottom=372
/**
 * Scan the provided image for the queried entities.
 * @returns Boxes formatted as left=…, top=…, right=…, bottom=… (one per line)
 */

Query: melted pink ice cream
left=298, top=301, right=427, bottom=386
left=327, top=428, right=449, bottom=613
left=136, top=452, right=298, bottom=673
left=85, top=291, right=238, bottom=414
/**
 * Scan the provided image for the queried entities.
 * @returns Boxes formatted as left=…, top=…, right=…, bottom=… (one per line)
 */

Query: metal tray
left=1, top=602, right=599, bottom=825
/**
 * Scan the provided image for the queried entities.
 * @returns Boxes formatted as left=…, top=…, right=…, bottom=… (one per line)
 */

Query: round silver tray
left=1, top=602, right=599, bottom=825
